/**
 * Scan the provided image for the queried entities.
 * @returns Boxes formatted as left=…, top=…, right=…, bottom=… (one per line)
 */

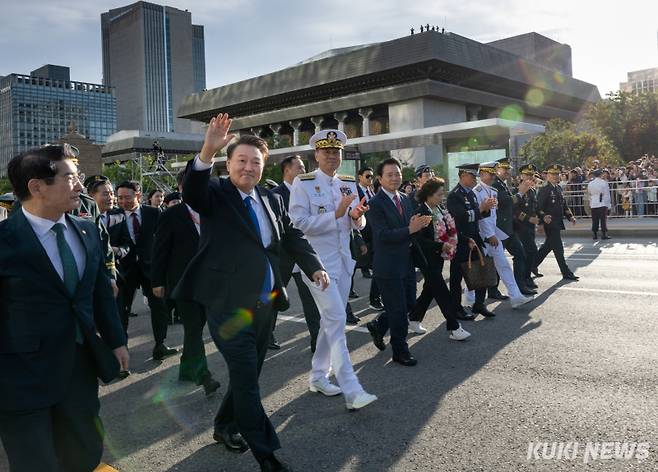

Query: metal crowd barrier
left=560, top=179, right=658, bottom=218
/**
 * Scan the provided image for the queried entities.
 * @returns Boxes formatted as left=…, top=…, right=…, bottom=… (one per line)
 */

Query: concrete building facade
left=101, top=1, right=206, bottom=134
left=178, top=30, right=600, bottom=170
left=620, top=67, right=658, bottom=95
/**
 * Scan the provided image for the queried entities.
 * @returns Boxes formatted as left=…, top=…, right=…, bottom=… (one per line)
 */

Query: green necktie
left=52, top=223, right=83, bottom=343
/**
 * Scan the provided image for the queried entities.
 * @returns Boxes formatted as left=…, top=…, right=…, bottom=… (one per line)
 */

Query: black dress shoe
left=349, top=289, right=359, bottom=299
left=201, top=376, right=220, bottom=396
left=213, top=430, right=249, bottom=453
left=117, top=370, right=131, bottom=380
left=455, top=309, right=475, bottom=321
left=520, top=287, right=538, bottom=296
left=532, top=269, right=543, bottom=278
left=259, top=454, right=292, bottom=471
left=152, top=344, right=178, bottom=361
left=472, top=304, right=496, bottom=318
left=366, top=321, right=386, bottom=351
left=346, top=312, right=360, bottom=325
left=488, top=290, right=509, bottom=300
left=268, top=340, right=281, bottom=350
left=392, top=352, right=418, bottom=366
left=601, top=234, right=611, bottom=240
left=525, top=279, right=539, bottom=289
left=563, top=273, right=579, bottom=281
left=369, top=298, right=385, bottom=311
left=361, top=269, right=373, bottom=279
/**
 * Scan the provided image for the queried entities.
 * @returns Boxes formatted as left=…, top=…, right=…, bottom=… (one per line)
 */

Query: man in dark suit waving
left=0, top=145, right=128, bottom=471
left=175, top=113, right=328, bottom=472
left=365, top=157, right=432, bottom=366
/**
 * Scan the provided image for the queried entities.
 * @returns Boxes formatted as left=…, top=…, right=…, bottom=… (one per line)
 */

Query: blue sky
left=1, top=0, right=657, bottom=96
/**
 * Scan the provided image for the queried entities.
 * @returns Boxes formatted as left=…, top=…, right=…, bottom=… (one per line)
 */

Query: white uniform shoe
left=309, top=378, right=342, bottom=396
left=408, top=321, right=427, bottom=334
left=345, top=391, right=378, bottom=411
left=510, top=295, right=534, bottom=309
left=448, top=325, right=471, bottom=341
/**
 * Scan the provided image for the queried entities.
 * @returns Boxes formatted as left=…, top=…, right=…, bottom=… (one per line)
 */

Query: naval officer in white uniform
left=473, top=162, right=534, bottom=309
left=289, top=129, right=377, bottom=411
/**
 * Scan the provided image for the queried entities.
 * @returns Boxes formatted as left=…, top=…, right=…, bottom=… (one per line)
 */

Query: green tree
left=0, top=177, right=12, bottom=194
left=519, top=119, right=620, bottom=169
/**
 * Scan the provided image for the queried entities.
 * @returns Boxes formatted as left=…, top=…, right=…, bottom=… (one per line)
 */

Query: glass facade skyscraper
left=101, top=2, right=205, bottom=134
left=0, top=66, right=116, bottom=174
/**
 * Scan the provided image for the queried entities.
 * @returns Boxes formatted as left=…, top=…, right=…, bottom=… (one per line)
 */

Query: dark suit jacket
left=446, top=184, right=487, bottom=263
left=412, top=203, right=445, bottom=274
left=271, top=183, right=295, bottom=278
left=537, top=182, right=573, bottom=231
left=122, top=205, right=160, bottom=276
left=368, top=191, right=424, bottom=279
left=174, top=163, right=324, bottom=314
left=491, top=176, right=516, bottom=237
left=151, top=203, right=199, bottom=296
left=103, top=209, right=132, bottom=282
left=0, top=210, right=126, bottom=412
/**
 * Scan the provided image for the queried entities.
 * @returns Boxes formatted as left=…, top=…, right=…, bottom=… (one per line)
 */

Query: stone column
left=358, top=107, right=373, bottom=137
left=310, top=116, right=324, bottom=134
left=290, top=120, right=303, bottom=146
left=334, top=111, right=349, bottom=133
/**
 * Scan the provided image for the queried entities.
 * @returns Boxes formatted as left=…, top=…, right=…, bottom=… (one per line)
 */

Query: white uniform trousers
left=303, top=271, right=364, bottom=399
left=484, top=241, right=522, bottom=299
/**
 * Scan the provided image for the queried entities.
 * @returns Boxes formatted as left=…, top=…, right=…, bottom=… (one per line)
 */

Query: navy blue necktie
left=52, top=223, right=83, bottom=343
left=243, top=196, right=273, bottom=303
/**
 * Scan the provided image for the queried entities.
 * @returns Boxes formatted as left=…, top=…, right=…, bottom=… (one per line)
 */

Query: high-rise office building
left=101, top=1, right=206, bottom=134
left=0, top=65, right=116, bottom=175
left=620, top=67, right=658, bottom=94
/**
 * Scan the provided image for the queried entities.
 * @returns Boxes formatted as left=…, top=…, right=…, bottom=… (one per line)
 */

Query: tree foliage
left=519, top=119, right=620, bottom=169
left=585, top=91, right=658, bottom=161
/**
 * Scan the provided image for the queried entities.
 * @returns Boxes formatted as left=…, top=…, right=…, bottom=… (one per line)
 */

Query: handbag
left=80, top=324, right=120, bottom=384
left=460, top=245, right=497, bottom=290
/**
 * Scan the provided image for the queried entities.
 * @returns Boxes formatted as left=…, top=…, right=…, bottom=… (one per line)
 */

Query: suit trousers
left=373, top=269, right=416, bottom=356
left=517, top=227, right=538, bottom=278
left=272, top=270, right=321, bottom=350
left=591, top=207, right=608, bottom=233
left=303, top=271, right=364, bottom=400
left=449, top=258, right=486, bottom=308
left=121, top=265, right=168, bottom=344
left=484, top=242, right=522, bottom=299
left=409, top=264, right=460, bottom=330
left=210, top=302, right=280, bottom=462
left=502, top=234, right=527, bottom=288
left=536, top=228, right=571, bottom=276
left=176, top=300, right=210, bottom=384
left=0, top=345, right=102, bottom=472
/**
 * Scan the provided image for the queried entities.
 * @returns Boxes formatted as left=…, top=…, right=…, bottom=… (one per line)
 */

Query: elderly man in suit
left=271, top=155, right=322, bottom=352
left=0, top=145, right=128, bottom=471
left=175, top=114, right=328, bottom=472
left=365, top=157, right=432, bottom=366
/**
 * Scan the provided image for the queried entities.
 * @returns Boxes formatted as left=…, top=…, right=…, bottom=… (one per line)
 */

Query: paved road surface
left=1, top=237, right=657, bottom=471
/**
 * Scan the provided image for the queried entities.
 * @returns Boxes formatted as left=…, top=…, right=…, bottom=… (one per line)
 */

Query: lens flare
left=500, top=104, right=524, bottom=123
left=218, top=308, right=253, bottom=340
left=525, top=88, right=545, bottom=108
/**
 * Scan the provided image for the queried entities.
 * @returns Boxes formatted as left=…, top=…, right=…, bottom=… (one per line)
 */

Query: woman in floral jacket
left=408, top=177, right=471, bottom=341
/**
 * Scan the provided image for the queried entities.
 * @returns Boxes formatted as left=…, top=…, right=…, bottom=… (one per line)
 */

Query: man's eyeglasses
left=364, top=174, right=373, bottom=179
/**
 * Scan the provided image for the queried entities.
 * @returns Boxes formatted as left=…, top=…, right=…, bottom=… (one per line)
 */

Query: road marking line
left=558, top=287, right=658, bottom=297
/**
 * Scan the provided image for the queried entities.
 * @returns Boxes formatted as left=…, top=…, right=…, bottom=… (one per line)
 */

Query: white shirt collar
left=237, top=187, right=259, bottom=204
left=381, top=188, right=399, bottom=201
left=317, top=169, right=337, bottom=184
left=283, top=180, right=294, bottom=192
left=125, top=206, right=142, bottom=218
left=22, top=207, right=67, bottom=238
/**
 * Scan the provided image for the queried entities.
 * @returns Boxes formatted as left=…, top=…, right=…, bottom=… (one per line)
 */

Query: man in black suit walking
left=271, top=155, right=322, bottom=352
left=175, top=114, right=328, bottom=472
left=151, top=198, right=221, bottom=396
left=116, top=180, right=177, bottom=360
left=0, top=145, right=128, bottom=471
left=365, top=157, right=432, bottom=366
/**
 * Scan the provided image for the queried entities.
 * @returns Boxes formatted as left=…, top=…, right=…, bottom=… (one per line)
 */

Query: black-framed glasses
left=364, top=174, right=373, bottom=179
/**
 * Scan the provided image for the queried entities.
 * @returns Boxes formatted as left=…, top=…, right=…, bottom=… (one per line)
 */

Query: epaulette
left=337, top=174, right=355, bottom=182
left=298, top=173, right=316, bottom=181
left=473, top=185, right=483, bottom=193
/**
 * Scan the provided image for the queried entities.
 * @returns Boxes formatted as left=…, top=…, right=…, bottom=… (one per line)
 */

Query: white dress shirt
left=124, top=206, right=142, bottom=243
left=22, top=207, right=86, bottom=281
left=359, top=184, right=374, bottom=201
left=587, top=177, right=612, bottom=209
left=473, top=182, right=508, bottom=240
left=185, top=204, right=201, bottom=234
